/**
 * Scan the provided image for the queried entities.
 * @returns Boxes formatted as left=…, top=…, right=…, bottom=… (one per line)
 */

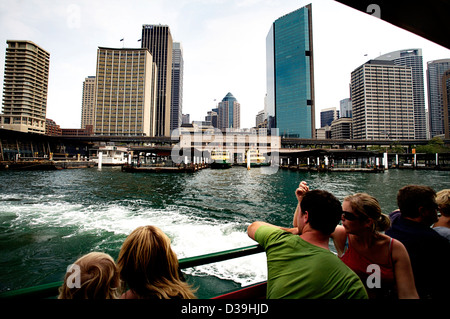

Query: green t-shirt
left=255, top=225, right=368, bottom=299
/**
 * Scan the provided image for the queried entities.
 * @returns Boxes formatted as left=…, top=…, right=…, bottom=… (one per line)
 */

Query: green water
left=1, top=166, right=449, bottom=297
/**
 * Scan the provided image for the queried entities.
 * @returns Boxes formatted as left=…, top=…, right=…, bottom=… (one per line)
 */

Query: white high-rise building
left=81, top=76, right=96, bottom=129
left=93, top=47, right=157, bottom=136
left=376, top=49, right=426, bottom=139
left=0, top=40, right=50, bottom=134
left=351, top=60, right=415, bottom=140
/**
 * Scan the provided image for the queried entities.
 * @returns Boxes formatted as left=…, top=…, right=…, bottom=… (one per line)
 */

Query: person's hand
left=295, top=181, right=309, bottom=202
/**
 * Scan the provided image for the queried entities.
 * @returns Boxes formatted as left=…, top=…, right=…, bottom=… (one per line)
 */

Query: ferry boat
left=245, top=149, right=269, bottom=167
left=91, top=146, right=128, bottom=166
left=210, top=149, right=232, bottom=169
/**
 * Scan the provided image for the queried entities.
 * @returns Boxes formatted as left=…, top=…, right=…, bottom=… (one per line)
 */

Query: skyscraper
left=170, top=42, right=183, bottom=132
left=141, top=25, right=173, bottom=136
left=0, top=40, right=50, bottom=134
left=427, top=59, right=450, bottom=137
left=81, top=76, right=96, bottom=129
left=218, top=92, right=240, bottom=131
left=376, top=49, right=426, bottom=139
left=340, top=98, right=352, bottom=118
left=266, top=4, right=315, bottom=138
left=93, top=47, right=157, bottom=136
left=351, top=60, right=415, bottom=140
left=442, top=70, right=450, bottom=139
left=320, top=107, right=339, bottom=128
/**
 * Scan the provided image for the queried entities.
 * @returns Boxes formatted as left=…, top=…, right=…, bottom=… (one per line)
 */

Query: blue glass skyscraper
left=266, top=4, right=315, bottom=138
left=218, top=92, right=240, bottom=131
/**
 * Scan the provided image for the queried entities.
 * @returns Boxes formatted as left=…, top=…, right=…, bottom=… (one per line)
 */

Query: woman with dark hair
left=332, top=193, right=418, bottom=299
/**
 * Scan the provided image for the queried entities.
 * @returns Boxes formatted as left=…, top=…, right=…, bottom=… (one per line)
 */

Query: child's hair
left=58, top=252, right=120, bottom=299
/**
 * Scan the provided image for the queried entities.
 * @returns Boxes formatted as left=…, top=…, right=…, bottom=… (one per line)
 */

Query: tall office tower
left=320, top=107, right=339, bottom=127
left=141, top=25, right=173, bottom=136
left=206, top=110, right=218, bottom=128
left=443, top=70, right=450, bottom=139
left=218, top=92, right=240, bottom=131
left=0, top=40, right=50, bottom=134
left=81, top=76, right=96, bottom=128
left=427, top=59, right=450, bottom=137
left=93, top=47, right=157, bottom=136
left=170, top=42, right=183, bottom=133
left=256, top=110, right=266, bottom=128
left=351, top=60, right=415, bottom=140
left=340, top=98, right=352, bottom=118
left=376, top=49, right=426, bottom=139
left=266, top=4, right=315, bottom=138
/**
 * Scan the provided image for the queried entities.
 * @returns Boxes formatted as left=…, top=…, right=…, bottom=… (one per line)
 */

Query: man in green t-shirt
left=247, top=182, right=368, bottom=299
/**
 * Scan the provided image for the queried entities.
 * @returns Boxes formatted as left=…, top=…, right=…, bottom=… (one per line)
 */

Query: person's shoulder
left=255, top=225, right=287, bottom=238
left=255, top=225, right=294, bottom=246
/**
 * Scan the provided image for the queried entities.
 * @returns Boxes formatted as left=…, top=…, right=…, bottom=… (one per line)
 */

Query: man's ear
left=302, top=210, right=309, bottom=223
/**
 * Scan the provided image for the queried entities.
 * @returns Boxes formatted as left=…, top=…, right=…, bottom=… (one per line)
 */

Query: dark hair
left=300, top=190, right=342, bottom=235
left=397, top=185, right=436, bottom=218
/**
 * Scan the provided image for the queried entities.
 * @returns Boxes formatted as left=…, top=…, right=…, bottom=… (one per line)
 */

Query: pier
left=278, top=149, right=450, bottom=172
left=121, top=145, right=208, bottom=173
left=279, top=149, right=386, bottom=173
left=1, top=128, right=450, bottom=171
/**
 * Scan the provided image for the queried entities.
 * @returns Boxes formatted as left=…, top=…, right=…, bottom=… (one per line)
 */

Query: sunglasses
left=342, top=211, right=365, bottom=221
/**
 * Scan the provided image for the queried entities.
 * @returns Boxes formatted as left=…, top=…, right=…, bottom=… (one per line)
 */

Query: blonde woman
left=331, top=193, right=419, bottom=299
left=58, top=252, right=120, bottom=299
left=433, top=189, right=450, bottom=242
left=117, top=225, right=196, bottom=299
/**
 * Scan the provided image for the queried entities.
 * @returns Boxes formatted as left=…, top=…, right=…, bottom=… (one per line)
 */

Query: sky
left=1, top=0, right=450, bottom=130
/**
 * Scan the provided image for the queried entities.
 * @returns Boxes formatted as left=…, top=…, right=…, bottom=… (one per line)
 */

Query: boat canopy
left=335, top=0, right=450, bottom=49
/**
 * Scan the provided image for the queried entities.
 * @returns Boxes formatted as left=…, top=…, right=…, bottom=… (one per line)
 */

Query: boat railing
left=0, top=244, right=265, bottom=299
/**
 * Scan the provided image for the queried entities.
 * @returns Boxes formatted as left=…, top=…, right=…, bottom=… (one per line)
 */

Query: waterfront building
left=218, top=92, right=240, bottom=131
left=141, top=24, right=173, bottom=137
left=61, top=125, right=93, bottom=136
left=45, top=119, right=62, bottom=136
left=266, top=4, right=315, bottom=138
left=427, top=59, right=450, bottom=137
left=320, top=107, right=339, bottom=128
left=170, top=42, right=183, bottom=133
left=93, top=47, right=157, bottom=136
left=182, top=113, right=190, bottom=125
left=443, top=70, right=450, bottom=139
left=351, top=60, right=415, bottom=140
left=176, top=130, right=281, bottom=165
left=81, top=76, right=96, bottom=129
left=315, top=126, right=330, bottom=139
left=0, top=40, right=50, bottom=134
left=376, top=49, right=427, bottom=139
left=331, top=117, right=353, bottom=140
left=340, top=98, right=352, bottom=118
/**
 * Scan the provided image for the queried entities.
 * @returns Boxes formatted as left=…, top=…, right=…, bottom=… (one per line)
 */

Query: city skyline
left=1, top=0, right=450, bottom=131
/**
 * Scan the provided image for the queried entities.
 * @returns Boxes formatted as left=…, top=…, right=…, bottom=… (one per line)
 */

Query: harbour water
left=1, top=166, right=449, bottom=298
